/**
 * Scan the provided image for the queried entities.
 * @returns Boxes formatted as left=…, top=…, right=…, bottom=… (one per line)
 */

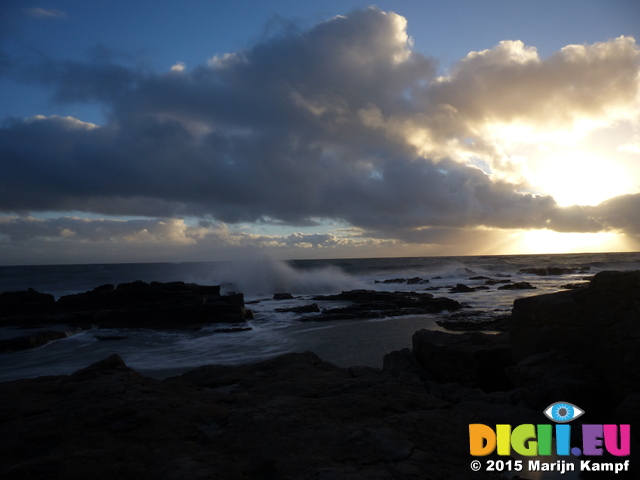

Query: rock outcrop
left=509, top=270, right=640, bottom=399
left=305, top=290, right=462, bottom=321
left=0, top=352, right=536, bottom=480
left=412, top=330, right=514, bottom=392
left=0, top=281, right=249, bottom=332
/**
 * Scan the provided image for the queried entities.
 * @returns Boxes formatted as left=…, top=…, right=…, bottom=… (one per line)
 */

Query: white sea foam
left=213, top=254, right=361, bottom=297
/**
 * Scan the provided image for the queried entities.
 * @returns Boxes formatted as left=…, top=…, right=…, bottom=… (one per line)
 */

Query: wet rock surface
left=436, top=310, right=510, bottom=331
left=496, top=281, right=536, bottom=290
left=304, top=290, right=463, bottom=321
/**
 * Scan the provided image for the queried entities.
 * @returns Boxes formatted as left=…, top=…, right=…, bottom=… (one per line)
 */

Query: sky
left=1, top=1, right=640, bottom=265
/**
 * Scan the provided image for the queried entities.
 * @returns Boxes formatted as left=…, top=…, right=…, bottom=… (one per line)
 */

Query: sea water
left=1, top=252, right=640, bottom=382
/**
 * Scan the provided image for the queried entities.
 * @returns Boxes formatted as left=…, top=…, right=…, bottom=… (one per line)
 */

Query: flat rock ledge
left=0, top=281, right=250, bottom=332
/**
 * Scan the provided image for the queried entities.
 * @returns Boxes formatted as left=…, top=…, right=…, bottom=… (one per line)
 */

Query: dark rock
left=308, top=290, right=462, bottom=321
left=406, top=277, right=429, bottom=285
left=0, top=288, right=56, bottom=316
left=448, top=283, right=475, bottom=293
left=275, top=303, right=321, bottom=314
left=0, top=330, right=68, bottom=353
left=510, top=270, right=640, bottom=398
left=0, top=352, right=533, bottom=480
left=615, top=394, right=640, bottom=440
left=436, top=312, right=510, bottom=331
left=412, top=330, right=515, bottom=392
left=455, top=267, right=476, bottom=275
left=213, top=326, right=252, bottom=333
left=72, top=353, right=128, bottom=377
left=469, top=276, right=490, bottom=280
left=559, top=282, right=589, bottom=290
left=506, top=351, right=608, bottom=411
left=519, top=266, right=590, bottom=276
left=94, top=335, right=128, bottom=341
left=497, top=281, right=536, bottom=290
left=374, top=277, right=429, bottom=285
left=484, top=278, right=511, bottom=285
left=382, top=348, right=430, bottom=381
left=273, top=293, right=294, bottom=300
left=0, top=281, right=247, bottom=332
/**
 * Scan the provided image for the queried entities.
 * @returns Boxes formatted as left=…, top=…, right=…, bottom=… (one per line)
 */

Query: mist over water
left=212, top=254, right=362, bottom=297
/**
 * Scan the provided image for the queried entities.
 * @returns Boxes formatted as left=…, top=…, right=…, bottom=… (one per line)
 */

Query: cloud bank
left=1, top=7, right=639, bottom=260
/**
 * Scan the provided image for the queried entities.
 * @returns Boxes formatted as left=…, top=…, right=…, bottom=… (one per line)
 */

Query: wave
left=212, top=255, right=361, bottom=297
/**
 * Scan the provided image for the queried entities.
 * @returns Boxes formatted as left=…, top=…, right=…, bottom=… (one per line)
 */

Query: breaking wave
left=213, top=255, right=361, bottom=297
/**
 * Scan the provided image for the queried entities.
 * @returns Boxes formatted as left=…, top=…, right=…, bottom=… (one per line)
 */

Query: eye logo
left=544, top=402, right=584, bottom=423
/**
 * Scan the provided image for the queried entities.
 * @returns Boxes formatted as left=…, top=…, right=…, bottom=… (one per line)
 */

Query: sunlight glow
left=515, top=230, right=630, bottom=254
left=531, top=151, right=634, bottom=206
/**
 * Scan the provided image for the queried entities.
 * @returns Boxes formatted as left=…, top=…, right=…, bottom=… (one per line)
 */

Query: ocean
left=1, top=251, right=640, bottom=383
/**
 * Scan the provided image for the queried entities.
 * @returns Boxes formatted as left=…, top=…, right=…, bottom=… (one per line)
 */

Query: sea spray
left=213, top=255, right=361, bottom=296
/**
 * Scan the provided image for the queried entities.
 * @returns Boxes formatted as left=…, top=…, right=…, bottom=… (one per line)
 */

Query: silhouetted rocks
left=448, top=283, right=475, bottom=293
left=510, top=270, right=640, bottom=399
left=94, top=335, right=128, bottom=341
left=273, top=293, right=294, bottom=300
left=375, top=277, right=405, bottom=284
left=497, top=281, right=536, bottom=290
left=559, top=282, right=589, bottom=290
left=304, top=290, right=462, bottom=321
left=0, top=281, right=249, bottom=334
left=505, top=351, right=607, bottom=412
left=374, top=277, right=429, bottom=285
left=0, top=329, right=71, bottom=353
left=436, top=311, right=510, bottom=331
left=484, top=278, right=511, bottom=285
left=0, top=288, right=56, bottom=316
left=518, top=266, right=590, bottom=276
left=412, top=330, right=515, bottom=392
left=275, top=303, right=321, bottom=313
left=212, top=326, right=252, bottom=333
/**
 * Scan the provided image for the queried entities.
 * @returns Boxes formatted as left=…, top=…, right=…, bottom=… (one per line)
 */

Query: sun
left=531, top=151, right=634, bottom=206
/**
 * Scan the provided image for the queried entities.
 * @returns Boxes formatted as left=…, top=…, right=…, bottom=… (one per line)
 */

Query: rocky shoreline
left=1, top=271, right=639, bottom=478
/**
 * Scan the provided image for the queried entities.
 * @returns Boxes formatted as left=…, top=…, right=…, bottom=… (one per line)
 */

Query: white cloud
left=25, top=8, right=67, bottom=19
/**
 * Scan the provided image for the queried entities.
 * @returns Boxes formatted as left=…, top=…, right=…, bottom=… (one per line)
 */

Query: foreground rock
left=0, top=281, right=249, bottom=332
left=510, top=270, right=640, bottom=399
left=0, top=353, right=534, bottom=480
left=412, top=330, right=514, bottom=392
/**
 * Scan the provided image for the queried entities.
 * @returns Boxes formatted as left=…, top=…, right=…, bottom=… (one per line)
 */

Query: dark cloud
left=0, top=7, right=639, bottom=247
